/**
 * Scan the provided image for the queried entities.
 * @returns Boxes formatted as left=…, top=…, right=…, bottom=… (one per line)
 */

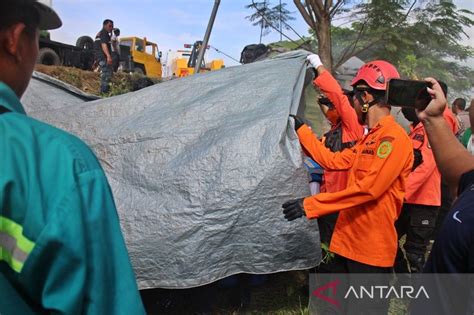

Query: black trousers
left=318, top=212, right=339, bottom=245
left=432, top=179, right=454, bottom=240
left=395, top=203, right=438, bottom=273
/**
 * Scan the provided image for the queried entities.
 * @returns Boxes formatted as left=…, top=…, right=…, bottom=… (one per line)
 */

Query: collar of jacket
left=367, top=115, right=395, bottom=134
left=0, top=82, right=27, bottom=115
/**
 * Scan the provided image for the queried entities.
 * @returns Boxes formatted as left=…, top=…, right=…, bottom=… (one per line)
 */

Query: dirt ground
left=34, top=64, right=157, bottom=96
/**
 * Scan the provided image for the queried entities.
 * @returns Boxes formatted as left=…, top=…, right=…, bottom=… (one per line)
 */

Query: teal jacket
left=0, top=82, right=145, bottom=314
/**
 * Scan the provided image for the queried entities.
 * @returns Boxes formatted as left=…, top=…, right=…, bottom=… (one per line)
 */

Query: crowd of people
left=284, top=54, right=473, bottom=313
left=0, top=0, right=472, bottom=314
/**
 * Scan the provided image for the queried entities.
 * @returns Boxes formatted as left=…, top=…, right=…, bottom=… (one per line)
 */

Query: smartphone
left=386, top=79, right=443, bottom=110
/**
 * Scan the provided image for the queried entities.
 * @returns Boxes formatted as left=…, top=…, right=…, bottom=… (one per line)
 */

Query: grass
left=141, top=271, right=310, bottom=315
left=35, top=65, right=160, bottom=96
left=140, top=269, right=417, bottom=315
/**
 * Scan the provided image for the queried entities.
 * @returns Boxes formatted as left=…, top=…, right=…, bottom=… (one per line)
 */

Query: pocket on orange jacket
left=355, top=156, right=373, bottom=180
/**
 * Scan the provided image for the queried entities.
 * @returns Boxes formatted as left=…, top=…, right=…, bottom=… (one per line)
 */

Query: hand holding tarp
left=290, top=114, right=304, bottom=131
left=282, top=198, right=306, bottom=221
left=306, top=54, right=323, bottom=69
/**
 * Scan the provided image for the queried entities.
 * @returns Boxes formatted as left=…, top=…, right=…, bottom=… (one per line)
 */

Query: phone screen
left=386, top=79, right=433, bottom=110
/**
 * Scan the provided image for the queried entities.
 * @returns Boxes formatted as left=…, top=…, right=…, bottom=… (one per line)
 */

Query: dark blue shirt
left=424, top=170, right=474, bottom=273
left=411, top=170, right=474, bottom=314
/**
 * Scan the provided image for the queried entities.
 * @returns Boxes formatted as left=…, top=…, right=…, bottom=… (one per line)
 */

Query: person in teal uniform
left=0, top=1, right=145, bottom=314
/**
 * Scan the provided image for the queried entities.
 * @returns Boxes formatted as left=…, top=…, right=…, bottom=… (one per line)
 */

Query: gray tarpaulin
left=22, top=50, right=321, bottom=289
left=23, top=71, right=99, bottom=114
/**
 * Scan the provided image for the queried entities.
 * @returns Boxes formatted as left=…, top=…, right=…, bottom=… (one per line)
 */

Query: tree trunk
left=316, top=14, right=333, bottom=72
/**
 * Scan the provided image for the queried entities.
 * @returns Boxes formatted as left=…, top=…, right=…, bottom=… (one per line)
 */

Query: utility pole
left=195, top=0, right=221, bottom=74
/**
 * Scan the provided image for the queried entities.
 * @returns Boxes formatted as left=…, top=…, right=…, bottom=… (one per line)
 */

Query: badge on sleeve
left=377, top=141, right=393, bottom=158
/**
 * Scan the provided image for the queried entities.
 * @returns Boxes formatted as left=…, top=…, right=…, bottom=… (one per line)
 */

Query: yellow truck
left=119, top=36, right=162, bottom=79
left=172, top=41, right=224, bottom=78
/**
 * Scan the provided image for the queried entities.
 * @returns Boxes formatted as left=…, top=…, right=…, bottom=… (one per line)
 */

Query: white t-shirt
left=111, top=33, right=119, bottom=53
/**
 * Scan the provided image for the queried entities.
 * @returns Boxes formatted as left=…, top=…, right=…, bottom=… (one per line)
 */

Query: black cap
left=7, top=0, right=62, bottom=30
left=33, top=0, right=62, bottom=30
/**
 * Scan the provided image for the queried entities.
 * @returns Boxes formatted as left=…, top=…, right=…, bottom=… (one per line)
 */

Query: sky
left=49, top=0, right=473, bottom=70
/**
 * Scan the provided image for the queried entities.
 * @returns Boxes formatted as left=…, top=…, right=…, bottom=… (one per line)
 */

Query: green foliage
left=326, top=0, right=474, bottom=94
left=103, top=73, right=159, bottom=97
left=245, top=1, right=296, bottom=41
left=39, top=30, right=50, bottom=39
left=320, top=242, right=335, bottom=264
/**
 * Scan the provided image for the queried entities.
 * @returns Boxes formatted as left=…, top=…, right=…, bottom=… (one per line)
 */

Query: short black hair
left=0, top=1, right=40, bottom=38
left=103, top=19, right=114, bottom=26
left=453, top=98, right=467, bottom=111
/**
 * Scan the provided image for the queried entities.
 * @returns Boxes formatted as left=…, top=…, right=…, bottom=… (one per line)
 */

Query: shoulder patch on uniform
left=377, top=141, right=393, bottom=158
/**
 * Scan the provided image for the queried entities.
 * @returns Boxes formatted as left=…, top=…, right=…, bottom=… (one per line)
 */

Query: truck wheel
left=37, top=48, right=60, bottom=66
left=76, top=36, right=94, bottom=50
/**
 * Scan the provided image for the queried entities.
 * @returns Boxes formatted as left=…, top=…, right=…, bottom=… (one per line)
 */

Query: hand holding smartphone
left=385, top=79, right=447, bottom=110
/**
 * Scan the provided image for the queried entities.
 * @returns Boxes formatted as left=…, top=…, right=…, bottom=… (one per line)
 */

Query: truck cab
left=119, top=37, right=163, bottom=79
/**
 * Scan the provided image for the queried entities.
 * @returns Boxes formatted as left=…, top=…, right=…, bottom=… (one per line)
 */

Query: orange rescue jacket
left=315, top=70, right=364, bottom=193
left=297, top=115, right=413, bottom=267
left=404, top=123, right=440, bottom=206
left=404, top=108, right=457, bottom=206
left=444, top=107, right=459, bottom=134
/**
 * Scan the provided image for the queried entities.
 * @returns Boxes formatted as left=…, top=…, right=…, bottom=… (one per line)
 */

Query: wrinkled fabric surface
left=22, top=50, right=321, bottom=289
left=22, top=72, right=99, bottom=114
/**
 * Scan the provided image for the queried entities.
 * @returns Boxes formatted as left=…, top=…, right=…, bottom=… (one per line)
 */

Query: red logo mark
left=312, top=279, right=341, bottom=309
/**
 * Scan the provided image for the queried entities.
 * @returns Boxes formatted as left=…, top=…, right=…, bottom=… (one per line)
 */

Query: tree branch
left=251, top=0, right=305, bottom=45
left=294, top=0, right=317, bottom=29
left=324, top=0, right=333, bottom=12
left=329, top=0, right=345, bottom=18
left=334, top=38, right=381, bottom=69
left=336, top=18, right=368, bottom=67
left=306, top=0, right=321, bottom=20
left=335, top=0, right=418, bottom=68
left=313, top=0, right=325, bottom=14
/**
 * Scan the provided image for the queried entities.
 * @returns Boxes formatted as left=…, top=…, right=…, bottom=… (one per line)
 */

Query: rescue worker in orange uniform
left=306, top=54, right=365, bottom=246
left=395, top=84, right=459, bottom=273
left=395, top=107, right=441, bottom=273
left=283, top=61, right=414, bottom=273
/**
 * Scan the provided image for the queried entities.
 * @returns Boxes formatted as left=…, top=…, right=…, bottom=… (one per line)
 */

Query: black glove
left=282, top=198, right=306, bottom=221
left=289, top=115, right=304, bottom=131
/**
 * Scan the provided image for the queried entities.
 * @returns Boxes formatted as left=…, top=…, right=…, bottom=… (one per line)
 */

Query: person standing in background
left=452, top=97, right=469, bottom=138
left=94, top=19, right=114, bottom=94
